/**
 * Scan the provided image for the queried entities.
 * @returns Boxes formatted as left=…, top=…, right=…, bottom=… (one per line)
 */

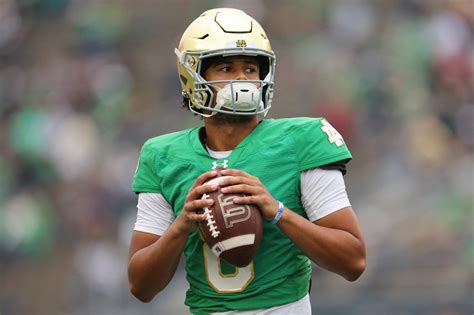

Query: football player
left=128, top=8, right=366, bottom=314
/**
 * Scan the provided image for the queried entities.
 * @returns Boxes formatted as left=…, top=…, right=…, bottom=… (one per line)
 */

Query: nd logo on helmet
left=236, top=40, right=247, bottom=48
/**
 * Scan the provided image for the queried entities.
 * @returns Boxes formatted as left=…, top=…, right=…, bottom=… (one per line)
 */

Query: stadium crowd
left=0, top=0, right=472, bottom=314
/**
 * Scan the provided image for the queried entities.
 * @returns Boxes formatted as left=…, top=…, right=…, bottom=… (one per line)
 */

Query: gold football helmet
left=175, top=8, right=276, bottom=117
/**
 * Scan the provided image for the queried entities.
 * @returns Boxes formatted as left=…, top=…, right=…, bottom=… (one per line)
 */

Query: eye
left=218, top=66, right=231, bottom=73
left=245, top=65, right=259, bottom=74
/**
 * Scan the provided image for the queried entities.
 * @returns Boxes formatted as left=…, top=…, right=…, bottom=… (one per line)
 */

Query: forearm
left=128, top=172, right=219, bottom=302
left=128, top=222, right=189, bottom=301
left=277, top=207, right=366, bottom=281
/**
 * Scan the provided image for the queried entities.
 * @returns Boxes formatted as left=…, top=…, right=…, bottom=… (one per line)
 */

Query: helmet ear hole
left=180, top=75, right=188, bottom=85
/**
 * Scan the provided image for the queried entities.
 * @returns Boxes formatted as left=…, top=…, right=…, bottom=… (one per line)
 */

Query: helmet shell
left=175, top=8, right=275, bottom=117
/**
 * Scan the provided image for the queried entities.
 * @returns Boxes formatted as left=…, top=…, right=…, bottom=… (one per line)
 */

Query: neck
left=204, top=114, right=258, bottom=151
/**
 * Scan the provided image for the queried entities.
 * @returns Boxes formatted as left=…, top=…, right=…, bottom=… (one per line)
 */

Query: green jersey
left=132, top=117, right=352, bottom=314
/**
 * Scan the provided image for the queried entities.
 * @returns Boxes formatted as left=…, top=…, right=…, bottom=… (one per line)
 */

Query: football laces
left=201, top=194, right=220, bottom=238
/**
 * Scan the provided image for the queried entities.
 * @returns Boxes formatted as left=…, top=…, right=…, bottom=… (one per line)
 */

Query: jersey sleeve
left=293, top=118, right=352, bottom=172
left=132, top=141, right=162, bottom=193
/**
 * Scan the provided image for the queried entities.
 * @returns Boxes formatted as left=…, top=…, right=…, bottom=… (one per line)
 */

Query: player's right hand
left=175, top=170, right=219, bottom=235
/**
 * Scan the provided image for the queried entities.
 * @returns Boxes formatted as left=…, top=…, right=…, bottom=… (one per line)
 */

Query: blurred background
left=0, top=0, right=472, bottom=314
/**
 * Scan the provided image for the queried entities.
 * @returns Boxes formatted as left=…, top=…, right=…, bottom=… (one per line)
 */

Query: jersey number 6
left=203, top=244, right=254, bottom=293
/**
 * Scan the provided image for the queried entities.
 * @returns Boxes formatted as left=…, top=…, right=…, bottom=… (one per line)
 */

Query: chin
left=212, top=113, right=257, bottom=125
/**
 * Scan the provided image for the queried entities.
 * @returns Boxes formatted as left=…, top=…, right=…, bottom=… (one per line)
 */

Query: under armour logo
left=211, top=160, right=228, bottom=169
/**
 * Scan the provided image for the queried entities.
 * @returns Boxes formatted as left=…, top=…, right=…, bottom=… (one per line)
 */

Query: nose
left=234, top=68, right=248, bottom=80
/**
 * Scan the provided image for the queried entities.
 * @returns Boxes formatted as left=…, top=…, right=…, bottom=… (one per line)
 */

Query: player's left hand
left=218, top=169, right=279, bottom=221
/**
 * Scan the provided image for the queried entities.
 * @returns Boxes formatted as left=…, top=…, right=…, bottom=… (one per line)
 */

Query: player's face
left=203, top=56, right=261, bottom=89
left=202, top=56, right=262, bottom=121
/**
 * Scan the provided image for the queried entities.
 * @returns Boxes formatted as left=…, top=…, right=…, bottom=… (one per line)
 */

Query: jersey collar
left=189, top=120, right=269, bottom=159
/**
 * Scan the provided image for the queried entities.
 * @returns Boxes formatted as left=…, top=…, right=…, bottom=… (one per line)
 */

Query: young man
left=128, top=8, right=366, bottom=314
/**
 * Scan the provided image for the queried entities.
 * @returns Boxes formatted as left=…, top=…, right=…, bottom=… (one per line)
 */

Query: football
left=198, top=169, right=263, bottom=267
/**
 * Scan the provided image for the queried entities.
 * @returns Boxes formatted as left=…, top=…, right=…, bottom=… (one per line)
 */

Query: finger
left=191, top=170, right=218, bottom=190
left=221, top=184, right=261, bottom=195
left=218, top=175, right=259, bottom=187
left=188, top=182, right=219, bottom=200
left=188, top=212, right=207, bottom=222
left=220, top=169, right=255, bottom=179
left=232, top=195, right=259, bottom=205
left=184, top=198, right=214, bottom=213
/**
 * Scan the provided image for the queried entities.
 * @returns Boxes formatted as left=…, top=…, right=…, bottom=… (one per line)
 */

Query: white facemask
left=214, top=82, right=264, bottom=113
